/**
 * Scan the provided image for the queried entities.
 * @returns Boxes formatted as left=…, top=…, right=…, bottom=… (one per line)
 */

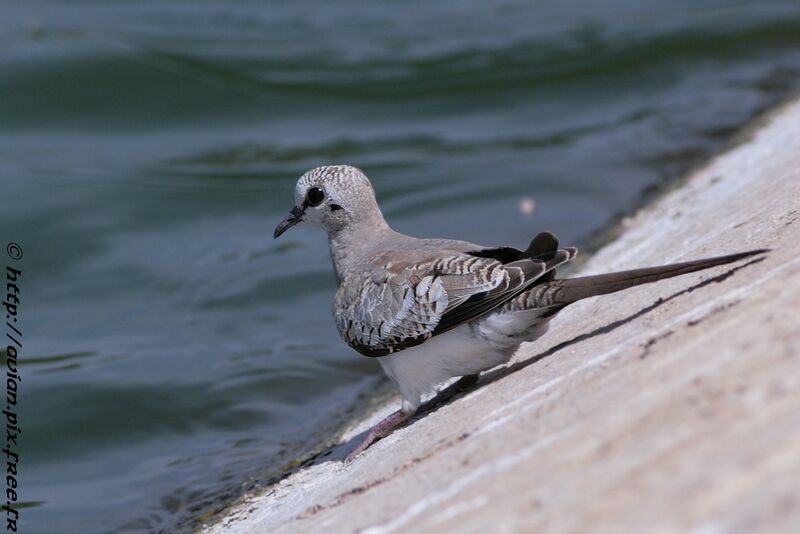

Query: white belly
left=378, top=323, right=516, bottom=412
left=376, top=307, right=558, bottom=412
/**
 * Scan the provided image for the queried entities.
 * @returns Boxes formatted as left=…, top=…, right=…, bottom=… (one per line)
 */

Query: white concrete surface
left=204, top=97, right=800, bottom=534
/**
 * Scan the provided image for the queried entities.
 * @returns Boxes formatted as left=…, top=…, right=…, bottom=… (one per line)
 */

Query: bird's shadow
left=318, top=257, right=764, bottom=464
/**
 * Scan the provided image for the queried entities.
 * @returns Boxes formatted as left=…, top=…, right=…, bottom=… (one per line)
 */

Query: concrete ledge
left=205, top=97, right=800, bottom=533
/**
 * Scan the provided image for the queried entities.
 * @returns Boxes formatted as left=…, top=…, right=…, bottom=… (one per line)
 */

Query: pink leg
left=345, top=409, right=412, bottom=462
left=345, top=375, right=480, bottom=462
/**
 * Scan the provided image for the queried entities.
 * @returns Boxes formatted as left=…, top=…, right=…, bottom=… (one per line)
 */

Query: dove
left=273, top=165, right=766, bottom=460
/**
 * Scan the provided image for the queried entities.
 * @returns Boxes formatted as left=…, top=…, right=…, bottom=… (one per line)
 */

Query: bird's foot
left=344, top=375, right=478, bottom=463
left=345, top=409, right=412, bottom=463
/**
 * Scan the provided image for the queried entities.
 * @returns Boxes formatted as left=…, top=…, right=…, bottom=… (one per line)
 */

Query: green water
left=3, top=1, right=800, bottom=532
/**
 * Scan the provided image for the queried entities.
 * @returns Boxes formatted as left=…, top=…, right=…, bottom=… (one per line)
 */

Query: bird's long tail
left=520, top=249, right=768, bottom=309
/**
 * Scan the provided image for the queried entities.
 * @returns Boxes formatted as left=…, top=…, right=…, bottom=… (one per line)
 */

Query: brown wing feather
left=335, top=243, right=576, bottom=357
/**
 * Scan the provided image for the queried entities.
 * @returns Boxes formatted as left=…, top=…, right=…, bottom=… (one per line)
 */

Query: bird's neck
left=328, top=217, right=392, bottom=285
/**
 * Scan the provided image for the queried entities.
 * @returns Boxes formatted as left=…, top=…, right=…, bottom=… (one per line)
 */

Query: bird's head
left=274, top=165, right=384, bottom=238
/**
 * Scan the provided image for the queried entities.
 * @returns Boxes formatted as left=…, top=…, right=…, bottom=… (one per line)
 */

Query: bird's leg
left=346, top=408, right=412, bottom=462
left=345, top=375, right=478, bottom=462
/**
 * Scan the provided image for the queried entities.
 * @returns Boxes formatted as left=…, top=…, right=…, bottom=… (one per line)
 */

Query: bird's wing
left=335, top=249, right=572, bottom=357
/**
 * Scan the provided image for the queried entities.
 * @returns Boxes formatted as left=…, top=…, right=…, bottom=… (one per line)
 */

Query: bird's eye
left=306, top=187, right=325, bottom=207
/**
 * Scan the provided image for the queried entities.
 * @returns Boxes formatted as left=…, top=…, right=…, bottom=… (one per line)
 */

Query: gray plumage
left=334, top=247, right=576, bottom=357
left=273, top=165, right=766, bottom=460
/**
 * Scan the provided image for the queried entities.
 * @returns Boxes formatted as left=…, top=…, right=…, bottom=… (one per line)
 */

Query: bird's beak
left=273, top=206, right=305, bottom=238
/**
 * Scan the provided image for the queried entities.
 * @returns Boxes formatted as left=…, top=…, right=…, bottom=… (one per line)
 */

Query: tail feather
left=521, top=249, right=768, bottom=309
left=522, top=231, right=560, bottom=260
left=521, top=231, right=576, bottom=282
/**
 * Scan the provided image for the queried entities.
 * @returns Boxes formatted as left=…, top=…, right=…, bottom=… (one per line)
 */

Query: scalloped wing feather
left=334, top=253, right=550, bottom=357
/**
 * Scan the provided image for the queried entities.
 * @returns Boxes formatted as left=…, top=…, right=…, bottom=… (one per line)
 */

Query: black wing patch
left=465, top=246, right=524, bottom=263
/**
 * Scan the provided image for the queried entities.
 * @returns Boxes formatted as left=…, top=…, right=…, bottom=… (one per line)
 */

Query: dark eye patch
left=306, top=187, right=325, bottom=207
